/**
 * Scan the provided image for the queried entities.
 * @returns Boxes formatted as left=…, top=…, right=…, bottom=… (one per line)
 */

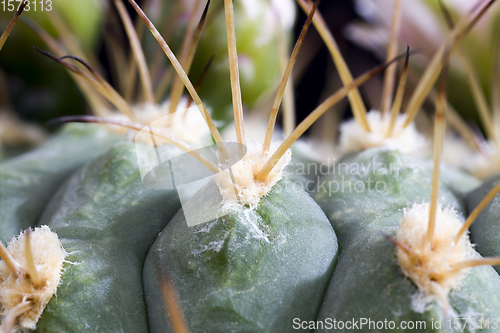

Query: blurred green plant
left=0, top=0, right=105, bottom=123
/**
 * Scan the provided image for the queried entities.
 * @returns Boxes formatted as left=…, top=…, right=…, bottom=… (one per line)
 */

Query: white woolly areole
left=339, top=110, right=427, bottom=154
left=441, top=137, right=500, bottom=180
left=214, top=140, right=291, bottom=209
left=0, top=226, right=67, bottom=331
left=441, top=134, right=475, bottom=170
left=396, top=202, right=473, bottom=314
left=107, top=98, right=210, bottom=146
left=461, top=141, right=500, bottom=180
left=222, top=113, right=282, bottom=143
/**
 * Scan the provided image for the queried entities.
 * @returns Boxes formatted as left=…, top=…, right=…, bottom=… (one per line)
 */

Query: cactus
left=144, top=178, right=338, bottom=332
left=2, top=0, right=500, bottom=333
left=0, top=124, right=121, bottom=242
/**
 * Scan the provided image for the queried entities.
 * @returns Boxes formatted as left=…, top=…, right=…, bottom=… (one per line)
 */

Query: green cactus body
left=313, top=148, right=500, bottom=332
left=465, top=174, right=500, bottom=274
left=284, top=142, right=326, bottom=188
left=0, top=123, right=121, bottom=242
left=143, top=179, right=338, bottom=332
left=440, top=164, right=481, bottom=199
left=33, top=142, right=182, bottom=332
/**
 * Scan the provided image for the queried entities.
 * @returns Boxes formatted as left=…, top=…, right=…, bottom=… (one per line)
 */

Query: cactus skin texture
left=0, top=123, right=121, bottom=243
left=313, top=148, right=500, bottom=332
left=33, top=142, right=182, bottom=332
left=143, top=179, right=338, bottom=333
left=465, top=174, right=500, bottom=274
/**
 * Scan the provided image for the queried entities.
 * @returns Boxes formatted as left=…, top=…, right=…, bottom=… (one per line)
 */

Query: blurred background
left=1, top=0, right=499, bottom=143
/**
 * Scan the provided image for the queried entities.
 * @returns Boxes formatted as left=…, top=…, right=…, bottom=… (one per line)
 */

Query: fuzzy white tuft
left=339, top=110, right=427, bottom=154
left=396, top=202, right=473, bottom=314
left=107, top=98, right=210, bottom=146
left=0, top=226, right=66, bottom=331
left=215, top=140, right=291, bottom=209
left=222, top=112, right=282, bottom=143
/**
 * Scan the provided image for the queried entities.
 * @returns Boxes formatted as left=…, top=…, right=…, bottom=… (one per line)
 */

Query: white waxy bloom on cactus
left=346, top=0, right=499, bottom=62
